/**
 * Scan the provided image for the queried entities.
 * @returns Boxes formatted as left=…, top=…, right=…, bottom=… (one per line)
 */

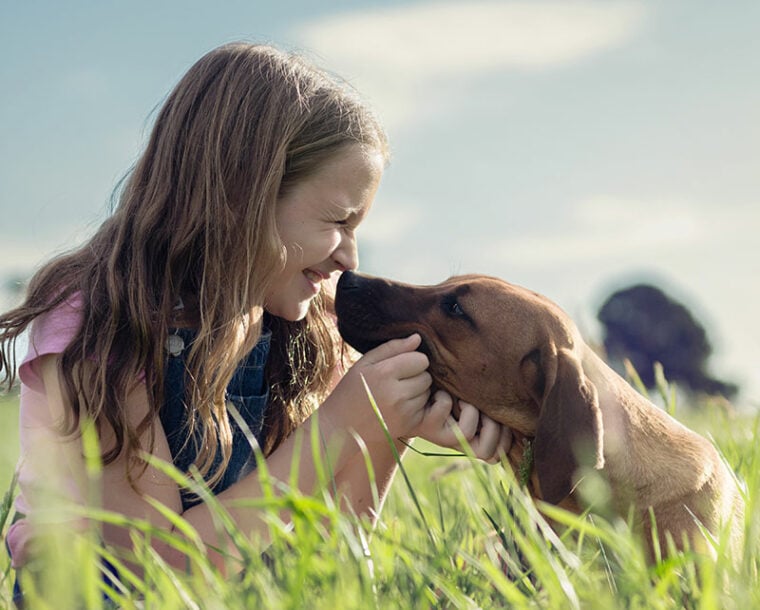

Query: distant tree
left=597, top=284, right=738, bottom=399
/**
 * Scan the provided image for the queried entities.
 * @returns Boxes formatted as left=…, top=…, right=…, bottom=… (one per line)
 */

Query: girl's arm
left=36, top=335, right=428, bottom=571
left=36, top=334, right=509, bottom=574
left=36, top=354, right=188, bottom=571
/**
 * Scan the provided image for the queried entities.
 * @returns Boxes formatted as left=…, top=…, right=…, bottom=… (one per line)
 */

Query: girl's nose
left=333, top=232, right=359, bottom=271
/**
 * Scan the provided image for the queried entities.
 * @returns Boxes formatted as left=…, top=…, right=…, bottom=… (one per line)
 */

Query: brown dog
left=334, top=270, right=745, bottom=562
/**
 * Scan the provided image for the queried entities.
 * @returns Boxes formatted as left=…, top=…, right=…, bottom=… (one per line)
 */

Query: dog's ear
left=528, top=346, right=604, bottom=504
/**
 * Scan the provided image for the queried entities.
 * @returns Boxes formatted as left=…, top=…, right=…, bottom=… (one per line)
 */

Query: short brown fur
left=335, top=271, right=745, bottom=562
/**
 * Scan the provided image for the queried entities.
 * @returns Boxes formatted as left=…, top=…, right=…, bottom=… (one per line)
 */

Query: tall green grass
left=0, top=386, right=758, bottom=609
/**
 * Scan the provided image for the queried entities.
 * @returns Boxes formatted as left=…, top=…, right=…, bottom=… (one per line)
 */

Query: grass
left=0, top=384, right=758, bottom=609
left=0, top=393, right=20, bottom=494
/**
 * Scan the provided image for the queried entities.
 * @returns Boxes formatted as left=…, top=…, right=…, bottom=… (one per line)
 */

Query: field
left=0, top=388, right=758, bottom=609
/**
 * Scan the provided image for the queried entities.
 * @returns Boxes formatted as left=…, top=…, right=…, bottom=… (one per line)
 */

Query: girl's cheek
left=326, top=231, right=342, bottom=252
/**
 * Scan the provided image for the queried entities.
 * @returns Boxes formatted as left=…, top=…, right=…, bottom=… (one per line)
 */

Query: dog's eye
left=442, top=296, right=466, bottom=318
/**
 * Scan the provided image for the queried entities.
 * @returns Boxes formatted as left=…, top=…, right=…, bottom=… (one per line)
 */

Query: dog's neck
left=580, top=347, right=717, bottom=508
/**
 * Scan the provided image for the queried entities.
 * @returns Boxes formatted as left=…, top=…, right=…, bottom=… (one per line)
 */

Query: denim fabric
left=160, top=327, right=272, bottom=511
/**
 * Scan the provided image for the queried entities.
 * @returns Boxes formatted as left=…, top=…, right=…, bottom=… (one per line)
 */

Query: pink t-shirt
left=7, top=295, right=84, bottom=568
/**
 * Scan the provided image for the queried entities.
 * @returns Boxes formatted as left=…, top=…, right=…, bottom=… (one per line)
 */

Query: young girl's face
left=265, top=145, right=384, bottom=321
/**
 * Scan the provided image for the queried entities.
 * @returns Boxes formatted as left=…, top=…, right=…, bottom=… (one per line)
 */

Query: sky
left=1, top=1, right=758, bottom=406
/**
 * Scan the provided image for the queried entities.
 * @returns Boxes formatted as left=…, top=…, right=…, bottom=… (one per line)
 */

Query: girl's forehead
left=306, top=147, right=383, bottom=192
left=277, top=147, right=382, bottom=216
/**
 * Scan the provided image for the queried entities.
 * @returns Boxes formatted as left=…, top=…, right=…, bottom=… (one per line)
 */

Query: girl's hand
left=327, top=334, right=433, bottom=442
left=411, top=391, right=513, bottom=463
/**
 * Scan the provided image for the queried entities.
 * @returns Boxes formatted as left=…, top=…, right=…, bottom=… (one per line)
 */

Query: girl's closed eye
left=332, top=212, right=359, bottom=228
left=327, top=204, right=362, bottom=228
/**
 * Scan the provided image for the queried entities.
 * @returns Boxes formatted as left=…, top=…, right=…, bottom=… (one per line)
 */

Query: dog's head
left=335, top=270, right=604, bottom=504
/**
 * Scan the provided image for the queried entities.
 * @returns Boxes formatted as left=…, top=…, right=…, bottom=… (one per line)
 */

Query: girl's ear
left=531, top=347, right=605, bottom=504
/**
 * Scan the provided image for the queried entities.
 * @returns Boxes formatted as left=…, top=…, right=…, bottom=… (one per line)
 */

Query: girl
left=0, top=42, right=511, bottom=591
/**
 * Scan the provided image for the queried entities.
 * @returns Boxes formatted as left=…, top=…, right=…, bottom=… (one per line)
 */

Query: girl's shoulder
left=20, top=293, right=84, bottom=391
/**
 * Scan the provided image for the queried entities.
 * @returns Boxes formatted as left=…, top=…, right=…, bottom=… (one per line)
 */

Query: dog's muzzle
left=335, top=271, right=391, bottom=354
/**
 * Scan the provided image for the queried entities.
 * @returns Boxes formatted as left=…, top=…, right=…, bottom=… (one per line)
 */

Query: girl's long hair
left=0, top=42, right=388, bottom=487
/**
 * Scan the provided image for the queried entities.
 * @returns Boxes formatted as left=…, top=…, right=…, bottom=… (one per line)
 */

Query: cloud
left=294, top=1, right=647, bottom=128
left=486, top=195, right=706, bottom=268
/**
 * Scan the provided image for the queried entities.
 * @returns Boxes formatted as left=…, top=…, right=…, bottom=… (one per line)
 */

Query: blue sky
left=1, top=1, right=758, bottom=404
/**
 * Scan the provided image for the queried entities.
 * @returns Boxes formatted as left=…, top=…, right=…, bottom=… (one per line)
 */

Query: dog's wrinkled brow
left=451, top=284, right=471, bottom=297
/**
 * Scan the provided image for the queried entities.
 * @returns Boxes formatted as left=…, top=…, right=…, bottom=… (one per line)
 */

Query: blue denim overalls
left=160, top=326, right=272, bottom=510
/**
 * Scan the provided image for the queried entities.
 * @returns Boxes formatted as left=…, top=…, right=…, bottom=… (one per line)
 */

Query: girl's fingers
left=455, top=403, right=514, bottom=462
left=455, top=402, right=480, bottom=441
left=406, top=392, right=517, bottom=465
left=424, top=390, right=453, bottom=428
left=404, top=390, right=454, bottom=445
left=361, top=334, right=421, bottom=365
left=360, top=335, right=431, bottom=383
left=484, top=425, right=514, bottom=464
left=470, top=413, right=500, bottom=461
left=400, top=371, right=433, bottom=398
left=498, top=424, right=513, bottom=455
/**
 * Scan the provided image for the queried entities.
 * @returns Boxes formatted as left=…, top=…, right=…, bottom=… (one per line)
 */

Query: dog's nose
left=337, top=270, right=361, bottom=292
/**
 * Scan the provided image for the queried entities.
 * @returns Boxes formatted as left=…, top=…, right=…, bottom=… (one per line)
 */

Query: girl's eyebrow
left=329, top=202, right=365, bottom=217
left=345, top=207, right=372, bottom=224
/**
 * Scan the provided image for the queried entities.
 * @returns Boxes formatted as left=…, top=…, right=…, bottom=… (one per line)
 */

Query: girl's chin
left=265, top=298, right=314, bottom=322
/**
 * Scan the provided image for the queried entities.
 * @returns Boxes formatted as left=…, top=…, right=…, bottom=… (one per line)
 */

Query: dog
left=334, top=271, right=745, bottom=563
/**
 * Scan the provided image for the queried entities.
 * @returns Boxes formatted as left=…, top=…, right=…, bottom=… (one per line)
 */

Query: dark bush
left=597, top=284, right=737, bottom=399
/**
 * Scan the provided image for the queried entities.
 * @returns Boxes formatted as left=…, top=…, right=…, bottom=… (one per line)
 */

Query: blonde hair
left=0, top=42, right=388, bottom=486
